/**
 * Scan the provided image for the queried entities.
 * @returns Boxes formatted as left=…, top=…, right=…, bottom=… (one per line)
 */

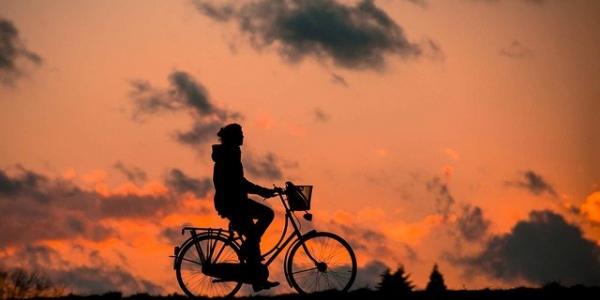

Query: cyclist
left=211, top=123, right=280, bottom=291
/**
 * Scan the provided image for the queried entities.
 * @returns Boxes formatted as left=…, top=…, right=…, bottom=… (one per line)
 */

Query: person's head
left=217, top=123, right=243, bottom=146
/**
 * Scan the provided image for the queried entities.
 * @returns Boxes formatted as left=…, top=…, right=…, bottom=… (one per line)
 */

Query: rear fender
left=172, top=229, right=238, bottom=269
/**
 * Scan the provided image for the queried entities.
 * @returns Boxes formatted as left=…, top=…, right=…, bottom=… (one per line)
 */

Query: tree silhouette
left=426, top=263, right=447, bottom=295
left=378, top=265, right=414, bottom=297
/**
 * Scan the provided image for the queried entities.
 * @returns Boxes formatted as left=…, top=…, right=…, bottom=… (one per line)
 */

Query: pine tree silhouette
left=377, top=268, right=393, bottom=293
left=426, top=263, right=447, bottom=295
left=377, top=265, right=414, bottom=297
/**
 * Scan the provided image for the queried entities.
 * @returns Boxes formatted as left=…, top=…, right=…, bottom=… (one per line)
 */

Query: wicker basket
left=285, top=182, right=312, bottom=211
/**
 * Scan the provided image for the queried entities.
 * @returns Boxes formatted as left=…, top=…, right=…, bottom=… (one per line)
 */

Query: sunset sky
left=1, top=0, right=599, bottom=295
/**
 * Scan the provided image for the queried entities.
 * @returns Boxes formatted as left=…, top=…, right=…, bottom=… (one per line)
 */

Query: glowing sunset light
left=1, top=0, right=599, bottom=296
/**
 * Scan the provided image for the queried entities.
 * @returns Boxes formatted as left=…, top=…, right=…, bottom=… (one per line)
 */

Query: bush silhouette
left=426, top=263, right=447, bottom=295
left=377, top=265, right=414, bottom=297
left=0, top=267, right=64, bottom=299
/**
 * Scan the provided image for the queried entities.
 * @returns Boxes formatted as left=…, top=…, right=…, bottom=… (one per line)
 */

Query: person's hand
left=261, top=188, right=277, bottom=199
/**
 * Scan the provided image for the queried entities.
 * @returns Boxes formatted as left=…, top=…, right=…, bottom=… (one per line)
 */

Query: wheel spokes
left=289, top=234, right=356, bottom=293
left=177, top=236, right=242, bottom=297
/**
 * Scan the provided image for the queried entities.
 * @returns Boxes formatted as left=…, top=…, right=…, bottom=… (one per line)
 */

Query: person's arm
left=242, top=177, right=275, bottom=198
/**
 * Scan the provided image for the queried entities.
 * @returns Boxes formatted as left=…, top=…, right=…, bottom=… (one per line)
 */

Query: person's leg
left=240, top=200, right=279, bottom=290
left=243, top=199, right=275, bottom=241
left=227, top=213, right=258, bottom=260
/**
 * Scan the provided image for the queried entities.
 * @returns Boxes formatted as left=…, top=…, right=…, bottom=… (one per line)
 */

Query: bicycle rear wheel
left=286, top=232, right=357, bottom=293
left=175, top=234, right=243, bottom=298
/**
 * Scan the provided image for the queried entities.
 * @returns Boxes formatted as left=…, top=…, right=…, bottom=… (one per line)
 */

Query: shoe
left=252, top=280, right=280, bottom=292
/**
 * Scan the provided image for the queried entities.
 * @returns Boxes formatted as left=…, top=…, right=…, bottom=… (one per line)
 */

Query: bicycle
left=171, top=181, right=357, bottom=297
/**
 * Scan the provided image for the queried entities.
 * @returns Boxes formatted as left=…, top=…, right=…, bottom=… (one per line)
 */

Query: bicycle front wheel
left=286, top=232, right=357, bottom=293
left=175, top=235, right=243, bottom=298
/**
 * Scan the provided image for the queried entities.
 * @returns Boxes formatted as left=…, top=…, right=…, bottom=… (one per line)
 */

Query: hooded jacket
left=212, top=144, right=272, bottom=218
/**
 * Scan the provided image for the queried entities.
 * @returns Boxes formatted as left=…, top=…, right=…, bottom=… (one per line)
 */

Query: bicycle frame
left=261, top=191, right=316, bottom=267
left=175, top=190, right=320, bottom=276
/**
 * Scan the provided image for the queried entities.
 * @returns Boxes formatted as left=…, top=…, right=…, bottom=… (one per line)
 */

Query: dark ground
left=34, top=286, right=600, bottom=300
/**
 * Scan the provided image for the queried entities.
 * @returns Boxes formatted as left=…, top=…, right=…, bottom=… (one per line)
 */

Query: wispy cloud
left=426, top=176, right=455, bottom=220
left=500, top=40, right=533, bottom=59
left=164, top=168, right=212, bottom=198
left=505, top=170, right=557, bottom=198
left=113, top=161, right=147, bottom=185
left=0, top=18, right=42, bottom=86
left=330, top=73, right=349, bottom=87
left=456, top=204, right=491, bottom=242
left=129, top=70, right=241, bottom=148
left=243, top=152, right=284, bottom=180
left=313, top=108, right=331, bottom=122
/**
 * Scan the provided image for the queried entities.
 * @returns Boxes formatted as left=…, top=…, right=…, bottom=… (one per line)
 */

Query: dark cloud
left=128, top=80, right=177, bottom=118
left=0, top=167, right=46, bottom=196
left=456, top=204, right=490, bottom=242
left=353, top=260, right=389, bottom=289
left=168, top=71, right=213, bottom=115
left=243, top=152, right=283, bottom=180
left=330, top=73, right=349, bottom=87
left=194, top=0, right=431, bottom=70
left=194, top=1, right=236, bottom=22
left=129, top=70, right=241, bottom=148
left=426, top=176, right=455, bottom=219
left=159, top=222, right=193, bottom=245
left=332, top=221, right=386, bottom=247
left=506, top=170, right=557, bottom=198
left=452, top=210, right=600, bottom=286
left=0, top=18, right=42, bottom=86
left=0, top=167, right=179, bottom=247
left=113, top=161, right=147, bottom=185
left=12, top=245, right=69, bottom=270
left=425, top=174, right=491, bottom=243
left=500, top=40, right=533, bottom=59
left=175, top=119, right=224, bottom=147
left=130, top=70, right=222, bottom=119
left=4, top=244, right=162, bottom=295
left=165, top=168, right=212, bottom=198
left=313, top=108, right=331, bottom=122
left=129, top=72, right=292, bottom=182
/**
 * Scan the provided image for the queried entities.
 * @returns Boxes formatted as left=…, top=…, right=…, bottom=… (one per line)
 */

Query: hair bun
left=217, top=127, right=225, bottom=137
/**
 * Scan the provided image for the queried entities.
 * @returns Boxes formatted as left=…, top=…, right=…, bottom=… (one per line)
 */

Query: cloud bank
left=452, top=210, right=600, bottom=286
left=0, top=167, right=177, bottom=247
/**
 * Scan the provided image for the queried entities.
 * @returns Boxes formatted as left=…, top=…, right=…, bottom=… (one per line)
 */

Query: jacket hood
left=212, top=144, right=239, bottom=162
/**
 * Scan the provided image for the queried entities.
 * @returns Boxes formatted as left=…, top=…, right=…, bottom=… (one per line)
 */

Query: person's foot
left=252, top=280, right=280, bottom=292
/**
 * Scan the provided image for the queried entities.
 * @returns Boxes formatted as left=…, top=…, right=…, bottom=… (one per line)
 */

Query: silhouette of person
left=211, top=123, right=280, bottom=291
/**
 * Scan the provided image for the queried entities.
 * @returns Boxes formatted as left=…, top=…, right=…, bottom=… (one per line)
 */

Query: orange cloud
left=581, top=191, right=600, bottom=223
left=443, top=148, right=461, bottom=161
left=385, top=214, right=445, bottom=246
